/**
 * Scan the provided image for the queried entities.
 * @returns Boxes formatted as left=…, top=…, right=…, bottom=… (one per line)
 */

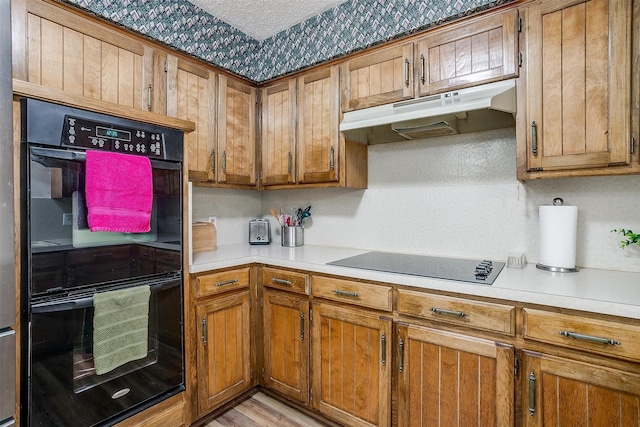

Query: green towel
left=93, top=285, right=151, bottom=375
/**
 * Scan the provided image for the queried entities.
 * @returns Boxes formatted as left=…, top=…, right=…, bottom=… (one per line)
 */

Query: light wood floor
left=205, top=392, right=330, bottom=427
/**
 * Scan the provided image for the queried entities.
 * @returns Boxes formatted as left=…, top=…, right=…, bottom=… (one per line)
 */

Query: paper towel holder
left=536, top=197, right=579, bottom=273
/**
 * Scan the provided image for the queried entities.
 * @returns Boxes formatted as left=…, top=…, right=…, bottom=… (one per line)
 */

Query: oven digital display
left=96, top=126, right=131, bottom=141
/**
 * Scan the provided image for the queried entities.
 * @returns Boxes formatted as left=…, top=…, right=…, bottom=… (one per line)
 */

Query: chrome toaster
left=249, top=219, right=270, bottom=245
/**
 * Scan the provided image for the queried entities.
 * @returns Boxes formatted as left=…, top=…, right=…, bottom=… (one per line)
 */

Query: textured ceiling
left=187, top=0, right=350, bottom=41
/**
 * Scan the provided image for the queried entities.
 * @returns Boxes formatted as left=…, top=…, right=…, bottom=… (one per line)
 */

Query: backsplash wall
left=193, top=128, right=640, bottom=273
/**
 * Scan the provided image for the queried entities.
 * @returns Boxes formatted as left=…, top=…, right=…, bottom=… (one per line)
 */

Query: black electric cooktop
left=327, top=251, right=505, bottom=285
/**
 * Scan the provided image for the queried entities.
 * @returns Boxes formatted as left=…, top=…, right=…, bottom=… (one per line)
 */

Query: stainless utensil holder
left=281, top=226, right=303, bottom=247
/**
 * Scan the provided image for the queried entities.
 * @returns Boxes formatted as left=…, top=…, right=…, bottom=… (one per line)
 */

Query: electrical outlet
left=208, top=216, right=217, bottom=226
left=62, top=213, right=72, bottom=226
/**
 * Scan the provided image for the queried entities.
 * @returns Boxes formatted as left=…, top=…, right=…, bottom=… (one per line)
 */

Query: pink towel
left=85, top=151, right=153, bottom=233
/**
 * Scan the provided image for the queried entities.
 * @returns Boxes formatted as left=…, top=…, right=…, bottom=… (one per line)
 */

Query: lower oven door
left=28, top=277, right=184, bottom=427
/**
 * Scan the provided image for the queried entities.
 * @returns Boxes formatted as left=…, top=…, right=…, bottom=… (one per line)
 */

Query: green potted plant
left=612, top=228, right=640, bottom=249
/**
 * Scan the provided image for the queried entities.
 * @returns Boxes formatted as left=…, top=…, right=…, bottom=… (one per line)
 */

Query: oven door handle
left=31, top=280, right=180, bottom=313
left=30, top=147, right=181, bottom=170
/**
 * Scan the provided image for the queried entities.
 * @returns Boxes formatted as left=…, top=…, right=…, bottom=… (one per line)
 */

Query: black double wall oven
left=21, top=99, right=185, bottom=426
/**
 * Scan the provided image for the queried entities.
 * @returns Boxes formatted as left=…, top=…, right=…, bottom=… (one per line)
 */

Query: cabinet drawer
left=196, top=268, right=250, bottom=298
left=523, top=308, right=640, bottom=363
left=311, top=275, right=392, bottom=312
left=397, top=289, right=515, bottom=335
left=263, top=267, right=309, bottom=294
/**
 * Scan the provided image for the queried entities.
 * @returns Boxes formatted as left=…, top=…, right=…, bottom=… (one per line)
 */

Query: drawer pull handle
left=333, top=289, right=359, bottom=298
left=404, top=59, right=410, bottom=87
left=419, top=54, right=426, bottom=84
left=430, top=307, right=468, bottom=318
left=201, top=317, right=207, bottom=346
left=531, top=121, right=538, bottom=156
left=216, top=279, right=238, bottom=287
left=272, top=278, right=292, bottom=286
left=398, top=338, right=404, bottom=373
left=558, top=331, right=621, bottom=346
left=299, top=312, right=305, bottom=340
left=381, top=333, right=386, bottom=366
left=528, top=372, right=536, bottom=416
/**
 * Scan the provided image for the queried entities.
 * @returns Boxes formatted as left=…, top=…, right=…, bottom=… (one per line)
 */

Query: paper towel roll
left=538, top=205, right=578, bottom=270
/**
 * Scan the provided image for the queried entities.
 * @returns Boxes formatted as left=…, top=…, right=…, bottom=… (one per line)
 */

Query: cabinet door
left=416, top=8, right=519, bottom=96
left=168, top=56, right=216, bottom=183
left=217, top=75, right=257, bottom=186
left=262, top=291, right=309, bottom=405
left=196, top=291, right=251, bottom=416
left=311, top=302, right=392, bottom=427
left=297, top=66, right=340, bottom=184
left=524, top=0, right=631, bottom=173
left=261, top=80, right=296, bottom=186
left=522, top=351, right=640, bottom=427
left=341, top=43, right=414, bottom=111
left=397, top=325, right=514, bottom=427
left=20, top=0, right=153, bottom=110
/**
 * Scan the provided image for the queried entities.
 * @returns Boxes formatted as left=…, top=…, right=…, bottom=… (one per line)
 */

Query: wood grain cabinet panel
left=167, top=56, right=216, bottom=183
left=262, top=267, right=309, bottom=294
left=217, top=75, right=257, bottom=186
left=196, top=290, right=251, bottom=416
left=311, top=275, right=392, bottom=312
left=397, top=325, right=514, bottom=427
left=311, top=302, right=392, bottom=427
left=416, top=8, right=519, bottom=96
left=521, top=0, right=633, bottom=177
left=261, top=80, right=296, bottom=186
left=195, top=268, right=250, bottom=298
left=523, top=308, right=640, bottom=363
left=397, top=289, right=515, bottom=335
left=20, top=0, right=152, bottom=110
left=341, top=43, right=414, bottom=112
left=262, top=290, right=310, bottom=405
left=522, top=351, right=640, bottom=427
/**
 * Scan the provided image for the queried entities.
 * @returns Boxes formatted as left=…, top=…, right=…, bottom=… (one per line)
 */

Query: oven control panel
left=62, top=115, right=166, bottom=158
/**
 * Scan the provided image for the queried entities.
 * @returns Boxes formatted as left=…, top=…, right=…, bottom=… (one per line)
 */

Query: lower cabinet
left=311, top=302, right=392, bottom=427
left=195, top=290, right=252, bottom=416
left=262, top=290, right=310, bottom=405
left=396, top=324, right=515, bottom=427
left=521, top=351, right=640, bottom=427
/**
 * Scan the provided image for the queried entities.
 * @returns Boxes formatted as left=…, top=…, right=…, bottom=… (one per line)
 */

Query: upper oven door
left=28, top=147, right=182, bottom=296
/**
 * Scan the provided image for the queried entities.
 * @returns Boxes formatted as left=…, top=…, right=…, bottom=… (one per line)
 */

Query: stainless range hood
left=340, top=79, right=516, bottom=145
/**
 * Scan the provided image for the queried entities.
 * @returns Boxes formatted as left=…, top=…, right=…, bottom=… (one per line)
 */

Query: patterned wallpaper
left=62, top=0, right=516, bottom=83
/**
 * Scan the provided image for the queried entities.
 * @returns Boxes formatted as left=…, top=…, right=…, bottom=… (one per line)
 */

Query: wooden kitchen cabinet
left=167, top=55, right=217, bottom=183
left=261, top=79, right=296, bottom=186
left=262, top=290, right=310, bottom=405
left=311, top=302, right=392, bottom=427
left=519, top=0, right=635, bottom=179
left=396, top=324, right=515, bottom=427
left=521, top=351, right=640, bottom=426
left=416, top=8, right=519, bottom=97
left=217, top=75, right=257, bottom=186
left=195, top=289, right=252, bottom=416
left=341, top=43, right=414, bottom=112
left=14, top=0, right=154, bottom=111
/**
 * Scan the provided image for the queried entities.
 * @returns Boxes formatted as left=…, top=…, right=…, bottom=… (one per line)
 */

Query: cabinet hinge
left=519, top=52, right=523, bottom=67
left=249, top=297, right=252, bottom=308
left=309, top=307, right=312, bottom=323
left=514, top=354, right=520, bottom=377
left=261, top=367, right=265, bottom=378
left=164, top=60, right=168, bottom=73
left=631, top=137, right=636, bottom=155
left=518, top=17, right=523, bottom=33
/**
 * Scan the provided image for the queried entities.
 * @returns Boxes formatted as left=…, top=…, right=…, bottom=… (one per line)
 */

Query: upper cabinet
left=13, top=0, right=154, bottom=111
left=416, top=8, right=519, bottom=97
left=261, top=65, right=368, bottom=189
left=518, top=0, right=638, bottom=179
left=341, top=44, right=414, bottom=112
left=166, top=56, right=217, bottom=184
left=261, top=80, right=296, bottom=186
left=217, top=76, right=257, bottom=186
left=341, top=8, right=519, bottom=112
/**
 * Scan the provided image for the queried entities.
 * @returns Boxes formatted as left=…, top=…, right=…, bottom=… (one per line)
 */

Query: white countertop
left=191, top=244, right=640, bottom=320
